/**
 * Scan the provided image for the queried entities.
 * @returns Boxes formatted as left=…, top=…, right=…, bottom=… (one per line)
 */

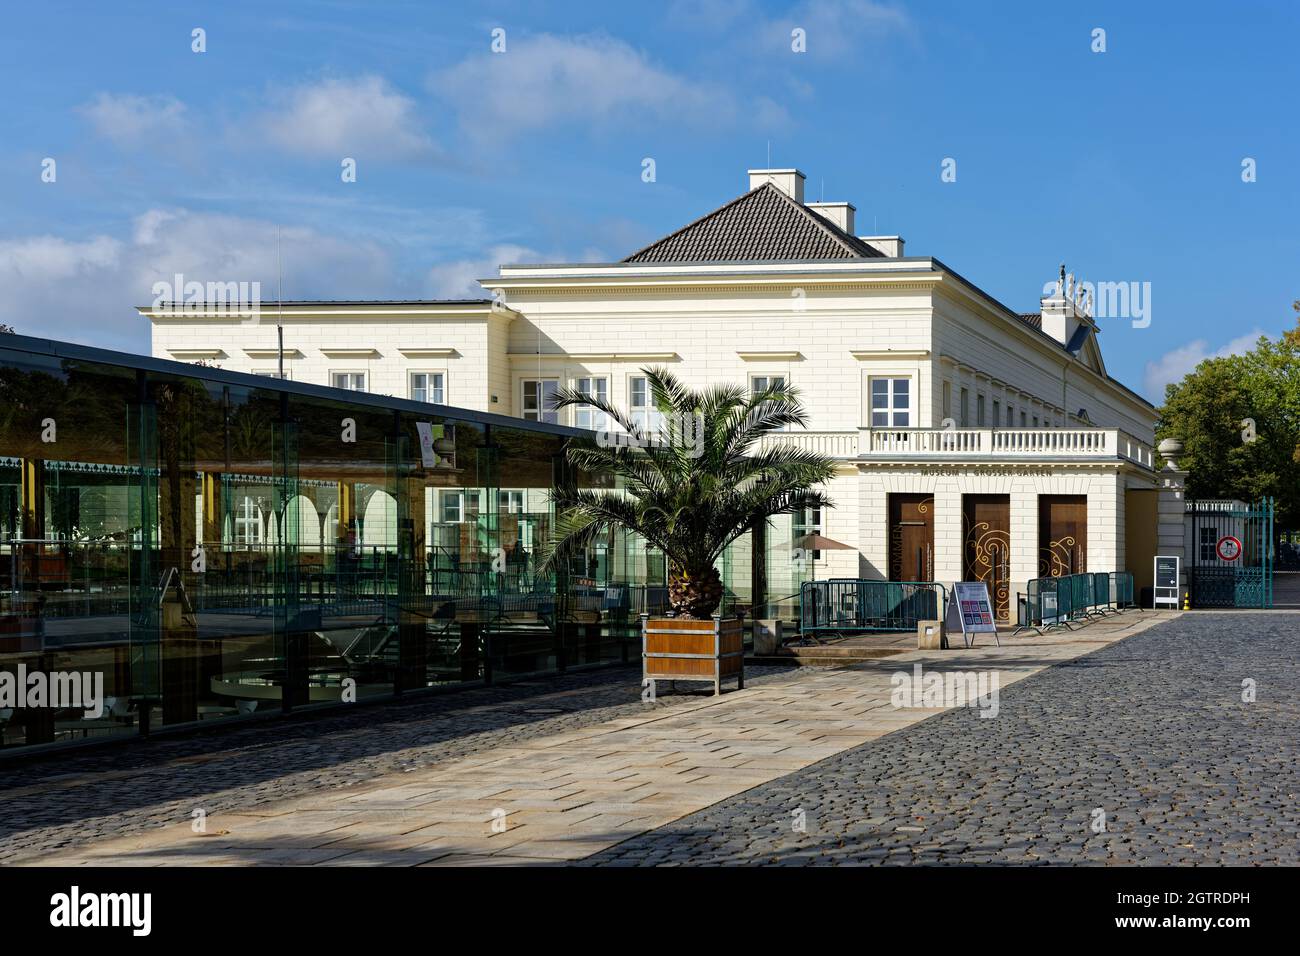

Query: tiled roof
left=623, top=183, right=886, bottom=263
left=1018, top=312, right=1043, bottom=329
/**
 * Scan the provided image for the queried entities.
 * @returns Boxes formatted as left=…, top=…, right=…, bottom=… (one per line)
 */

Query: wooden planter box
left=641, top=613, right=744, bottom=696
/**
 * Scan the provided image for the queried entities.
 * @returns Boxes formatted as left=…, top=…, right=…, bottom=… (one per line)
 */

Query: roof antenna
left=766, top=140, right=770, bottom=167
left=276, top=226, right=284, bottom=379
left=820, top=178, right=824, bottom=202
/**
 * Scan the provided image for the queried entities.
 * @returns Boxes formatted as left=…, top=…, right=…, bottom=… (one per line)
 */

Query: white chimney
left=748, top=168, right=805, bottom=203
left=858, top=236, right=905, bottom=257
left=1038, top=264, right=1086, bottom=347
left=806, top=201, right=855, bottom=234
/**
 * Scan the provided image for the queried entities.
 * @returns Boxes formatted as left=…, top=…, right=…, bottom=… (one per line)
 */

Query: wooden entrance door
left=1038, top=495, right=1087, bottom=577
left=888, top=494, right=934, bottom=581
left=963, top=495, right=1011, bottom=621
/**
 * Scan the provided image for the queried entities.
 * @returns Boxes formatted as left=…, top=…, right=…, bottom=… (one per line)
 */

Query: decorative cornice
left=320, top=348, right=379, bottom=359
left=167, top=348, right=226, bottom=360
left=398, top=348, right=459, bottom=358
left=737, top=350, right=803, bottom=361
left=850, top=349, right=929, bottom=360
left=244, top=348, right=303, bottom=359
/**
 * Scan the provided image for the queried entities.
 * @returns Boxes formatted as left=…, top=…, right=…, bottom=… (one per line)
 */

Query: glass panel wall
left=0, top=336, right=771, bottom=756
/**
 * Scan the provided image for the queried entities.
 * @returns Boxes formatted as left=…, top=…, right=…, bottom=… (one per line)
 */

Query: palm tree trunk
left=668, top=564, right=724, bottom=619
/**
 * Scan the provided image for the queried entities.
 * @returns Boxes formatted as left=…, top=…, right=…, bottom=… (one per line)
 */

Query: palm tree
left=543, top=367, right=836, bottom=619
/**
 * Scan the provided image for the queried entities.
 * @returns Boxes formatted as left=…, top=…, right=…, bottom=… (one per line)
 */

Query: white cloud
left=426, top=242, right=609, bottom=299
left=764, top=0, right=915, bottom=58
left=1143, top=330, right=1264, bottom=400
left=77, top=93, right=189, bottom=146
left=0, top=210, right=396, bottom=350
left=426, top=243, right=545, bottom=299
left=260, top=75, right=437, bottom=159
left=429, top=34, right=738, bottom=136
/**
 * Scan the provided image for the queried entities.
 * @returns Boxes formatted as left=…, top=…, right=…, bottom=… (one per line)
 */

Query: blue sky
left=2, top=0, right=1296, bottom=401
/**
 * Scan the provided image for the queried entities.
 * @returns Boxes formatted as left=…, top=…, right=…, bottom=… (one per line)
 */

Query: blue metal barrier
left=800, top=579, right=948, bottom=636
left=1016, top=571, right=1135, bottom=634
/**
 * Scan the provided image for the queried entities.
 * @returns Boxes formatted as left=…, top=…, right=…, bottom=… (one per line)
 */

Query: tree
left=543, top=367, right=836, bottom=619
left=1157, top=303, right=1300, bottom=529
left=0, top=324, right=15, bottom=334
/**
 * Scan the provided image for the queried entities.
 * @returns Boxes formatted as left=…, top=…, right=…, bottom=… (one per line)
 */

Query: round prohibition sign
left=1216, top=535, right=1243, bottom=562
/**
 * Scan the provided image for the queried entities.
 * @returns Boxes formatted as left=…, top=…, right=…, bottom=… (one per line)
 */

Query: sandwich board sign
left=945, top=581, right=1000, bottom=648
left=1153, top=555, right=1180, bottom=608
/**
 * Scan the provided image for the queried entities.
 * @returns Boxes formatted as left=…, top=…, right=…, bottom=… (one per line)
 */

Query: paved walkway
left=15, top=610, right=1178, bottom=866
left=587, top=612, right=1300, bottom=865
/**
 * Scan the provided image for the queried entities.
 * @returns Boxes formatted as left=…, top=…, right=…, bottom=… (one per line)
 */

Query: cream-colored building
left=145, top=166, right=1171, bottom=620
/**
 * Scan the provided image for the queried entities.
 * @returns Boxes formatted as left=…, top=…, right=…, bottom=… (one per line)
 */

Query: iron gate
left=1186, top=498, right=1274, bottom=608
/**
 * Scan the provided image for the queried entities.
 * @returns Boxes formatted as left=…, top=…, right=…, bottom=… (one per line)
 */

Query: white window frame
left=331, top=371, right=367, bottom=392
left=749, top=374, right=786, bottom=396
left=522, top=378, right=559, bottom=424
left=794, top=506, right=823, bottom=561
left=440, top=489, right=481, bottom=524
left=234, top=496, right=263, bottom=547
left=573, top=376, right=609, bottom=431
left=629, top=375, right=663, bottom=432
left=869, top=376, right=912, bottom=428
left=409, top=371, right=446, bottom=405
left=254, top=369, right=291, bottom=380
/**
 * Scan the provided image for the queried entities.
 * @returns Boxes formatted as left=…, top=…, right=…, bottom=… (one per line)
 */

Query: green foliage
left=1157, top=303, right=1300, bottom=528
left=543, top=366, right=836, bottom=601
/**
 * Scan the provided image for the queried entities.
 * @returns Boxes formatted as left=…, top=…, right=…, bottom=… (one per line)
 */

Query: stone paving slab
left=16, top=611, right=1178, bottom=866
left=584, top=611, right=1300, bottom=866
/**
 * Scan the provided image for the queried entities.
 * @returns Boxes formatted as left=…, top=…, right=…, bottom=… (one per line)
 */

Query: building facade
left=146, top=166, right=1170, bottom=621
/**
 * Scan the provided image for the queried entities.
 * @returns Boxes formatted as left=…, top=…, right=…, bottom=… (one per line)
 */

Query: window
left=332, top=372, right=366, bottom=392
left=630, top=375, right=663, bottom=431
left=499, top=490, right=525, bottom=514
left=959, top=388, right=969, bottom=427
left=254, top=370, right=291, bottom=380
left=1006, top=405, right=1014, bottom=427
left=942, top=381, right=951, bottom=421
left=410, top=372, right=445, bottom=405
left=992, top=400, right=1000, bottom=426
left=1032, top=415, right=1039, bottom=428
left=977, top=395, right=986, bottom=427
left=793, top=506, right=823, bottom=561
left=573, top=376, right=608, bottom=431
left=522, top=379, right=559, bottom=424
left=1199, top=526, right=1219, bottom=561
left=1020, top=410, right=1027, bottom=427
left=751, top=374, right=786, bottom=395
left=440, top=490, right=480, bottom=524
left=234, top=496, right=262, bottom=546
left=870, top=377, right=911, bottom=427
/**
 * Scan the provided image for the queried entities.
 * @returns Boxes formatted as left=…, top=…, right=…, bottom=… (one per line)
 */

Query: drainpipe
left=1061, top=361, right=1069, bottom=426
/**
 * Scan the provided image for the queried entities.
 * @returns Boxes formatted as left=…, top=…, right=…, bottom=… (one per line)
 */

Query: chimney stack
left=806, top=201, right=855, bottom=234
left=748, top=168, right=805, bottom=203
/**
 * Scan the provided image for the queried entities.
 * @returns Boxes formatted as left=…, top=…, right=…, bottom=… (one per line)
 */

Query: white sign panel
left=415, top=422, right=441, bottom=468
left=1153, top=555, right=1180, bottom=607
left=947, top=581, right=1000, bottom=648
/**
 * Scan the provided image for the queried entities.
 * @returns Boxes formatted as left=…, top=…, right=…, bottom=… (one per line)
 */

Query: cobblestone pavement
left=584, top=613, right=1300, bottom=866
left=0, top=663, right=804, bottom=863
